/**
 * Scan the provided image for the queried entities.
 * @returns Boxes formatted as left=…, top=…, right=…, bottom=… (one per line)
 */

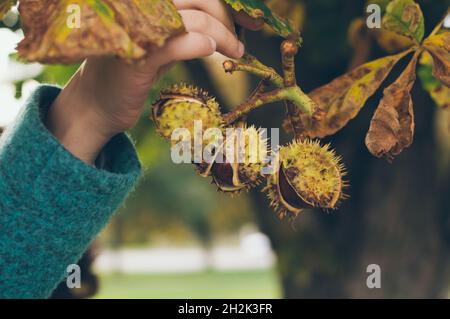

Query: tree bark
left=247, top=0, right=450, bottom=298
left=251, top=86, right=450, bottom=298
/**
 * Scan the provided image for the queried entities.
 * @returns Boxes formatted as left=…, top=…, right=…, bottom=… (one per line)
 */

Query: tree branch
left=223, top=86, right=315, bottom=125
left=223, top=53, right=284, bottom=88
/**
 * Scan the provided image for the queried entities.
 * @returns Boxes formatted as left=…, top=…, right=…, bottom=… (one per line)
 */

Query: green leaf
left=382, top=0, right=425, bottom=43
left=418, top=62, right=441, bottom=92
left=223, top=0, right=301, bottom=45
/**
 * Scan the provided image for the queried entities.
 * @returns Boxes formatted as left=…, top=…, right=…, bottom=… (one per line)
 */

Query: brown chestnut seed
left=264, top=139, right=347, bottom=221
left=198, top=126, right=269, bottom=194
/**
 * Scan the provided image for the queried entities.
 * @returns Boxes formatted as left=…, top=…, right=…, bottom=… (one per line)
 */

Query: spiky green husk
left=198, top=125, right=269, bottom=193
left=264, top=139, right=347, bottom=221
left=152, top=84, right=223, bottom=146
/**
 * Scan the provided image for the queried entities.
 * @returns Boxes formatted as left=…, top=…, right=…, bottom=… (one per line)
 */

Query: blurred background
left=1, top=0, right=450, bottom=298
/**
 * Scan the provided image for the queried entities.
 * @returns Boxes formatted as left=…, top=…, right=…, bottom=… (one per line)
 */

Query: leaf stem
left=248, top=79, right=270, bottom=100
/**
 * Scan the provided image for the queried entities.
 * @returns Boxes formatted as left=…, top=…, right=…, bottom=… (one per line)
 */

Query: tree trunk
left=251, top=86, right=450, bottom=298
left=246, top=0, right=450, bottom=298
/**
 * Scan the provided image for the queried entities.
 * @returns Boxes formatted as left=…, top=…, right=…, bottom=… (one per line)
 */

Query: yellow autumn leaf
left=291, top=50, right=412, bottom=138
left=423, top=32, right=450, bottom=87
left=17, top=0, right=184, bottom=64
left=430, top=85, right=450, bottom=109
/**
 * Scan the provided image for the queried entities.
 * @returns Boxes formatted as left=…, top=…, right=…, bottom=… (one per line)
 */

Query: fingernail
left=238, top=41, right=245, bottom=57
left=208, top=36, right=217, bottom=52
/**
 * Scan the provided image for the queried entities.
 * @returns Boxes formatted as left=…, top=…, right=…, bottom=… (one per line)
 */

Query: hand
left=46, top=0, right=263, bottom=164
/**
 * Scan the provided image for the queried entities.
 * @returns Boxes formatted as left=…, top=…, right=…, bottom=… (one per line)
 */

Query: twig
left=223, top=86, right=315, bottom=125
left=280, top=39, right=321, bottom=139
left=281, top=40, right=298, bottom=87
left=248, top=79, right=270, bottom=100
left=223, top=54, right=284, bottom=88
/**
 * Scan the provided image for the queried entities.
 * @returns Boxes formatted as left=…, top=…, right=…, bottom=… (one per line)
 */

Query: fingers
left=173, top=0, right=235, bottom=32
left=152, top=32, right=217, bottom=66
left=151, top=0, right=266, bottom=65
left=179, top=9, right=244, bottom=59
left=173, top=0, right=264, bottom=32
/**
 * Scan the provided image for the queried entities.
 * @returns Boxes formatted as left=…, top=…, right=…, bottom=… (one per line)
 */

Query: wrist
left=45, top=74, right=116, bottom=165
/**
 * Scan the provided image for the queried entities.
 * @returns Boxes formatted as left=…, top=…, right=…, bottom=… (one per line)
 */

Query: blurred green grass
left=94, top=270, right=281, bottom=299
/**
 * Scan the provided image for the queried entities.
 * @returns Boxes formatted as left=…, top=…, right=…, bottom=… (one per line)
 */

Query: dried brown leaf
left=17, top=0, right=184, bottom=64
left=423, top=32, right=450, bottom=87
left=365, top=51, right=420, bottom=160
left=103, top=0, right=185, bottom=50
left=371, top=28, right=416, bottom=53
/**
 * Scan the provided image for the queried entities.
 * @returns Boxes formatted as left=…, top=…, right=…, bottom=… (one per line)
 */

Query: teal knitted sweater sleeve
left=0, top=85, right=142, bottom=298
